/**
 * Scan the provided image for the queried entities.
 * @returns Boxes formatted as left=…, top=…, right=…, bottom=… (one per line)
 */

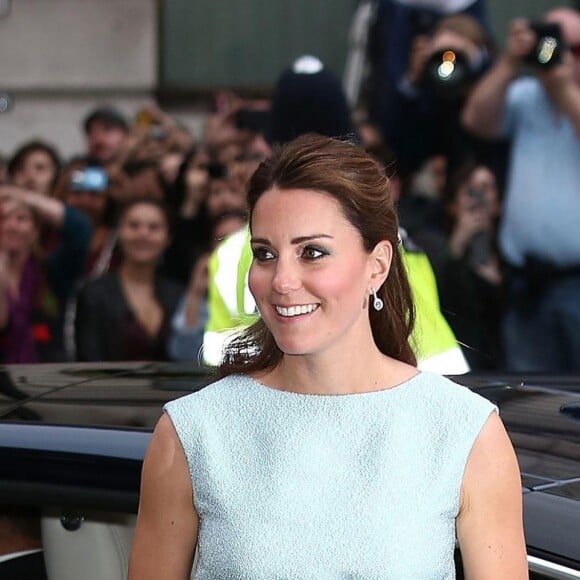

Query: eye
left=252, top=246, right=275, bottom=262
left=302, top=246, right=328, bottom=260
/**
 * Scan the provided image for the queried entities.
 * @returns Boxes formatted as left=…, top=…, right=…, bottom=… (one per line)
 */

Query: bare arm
left=457, top=412, right=527, bottom=579
left=0, top=185, right=65, bottom=227
left=128, top=414, right=198, bottom=580
left=462, top=19, right=535, bottom=138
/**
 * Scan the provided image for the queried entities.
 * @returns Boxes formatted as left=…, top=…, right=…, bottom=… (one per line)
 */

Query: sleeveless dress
left=164, top=371, right=496, bottom=579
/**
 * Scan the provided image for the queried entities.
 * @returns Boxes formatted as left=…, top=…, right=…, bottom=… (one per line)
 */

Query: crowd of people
left=1, top=1, right=579, bottom=373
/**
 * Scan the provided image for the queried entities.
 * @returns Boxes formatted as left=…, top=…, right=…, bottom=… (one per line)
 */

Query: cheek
left=248, top=264, right=268, bottom=300
left=313, top=267, right=361, bottom=300
left=156, top=233, right=169, bottom=248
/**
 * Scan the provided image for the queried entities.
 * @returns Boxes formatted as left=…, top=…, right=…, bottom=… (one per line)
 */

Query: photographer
left=462, top=7, right=580, bottom=371
left=383, top=13, right=497, bottom=178
left=439, top=162, right=503, bottom=370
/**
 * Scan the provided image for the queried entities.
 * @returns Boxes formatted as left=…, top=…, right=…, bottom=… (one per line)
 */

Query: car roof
left=0, top=362, right=214, bottom=429
left=2, top=363, right=580, bottom=495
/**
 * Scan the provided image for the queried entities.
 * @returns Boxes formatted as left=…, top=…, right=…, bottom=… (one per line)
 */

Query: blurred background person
left=9, top=142, right=65, bottom=257
left=205, top=161, right=247, bottom=220
left=380, top=12, right=498, bottom=179
left=365, top=0, right=492, bottom=135
left=162, top=145, right=212, bottom=285
left=462, top=7, right=580, bottom=371
left=59, top=163, right=120, bottom=279
left=169, top=208, right=247, bottom=363
left=0, top=186, right=91, bottom=363
left=439, top=162, right=503, bottom=369
left=6, top=140, right=61, bottom=197
left=74, top=198, right=183, bottom=362
left=81, top=106, right=130, bottom=168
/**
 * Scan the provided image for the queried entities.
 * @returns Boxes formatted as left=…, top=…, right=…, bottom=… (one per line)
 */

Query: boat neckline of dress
left=240, top=370, right=424, bottom=398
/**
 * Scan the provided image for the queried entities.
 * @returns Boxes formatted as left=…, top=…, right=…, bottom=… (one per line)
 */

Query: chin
left=273, top=337, right=316, bottom=357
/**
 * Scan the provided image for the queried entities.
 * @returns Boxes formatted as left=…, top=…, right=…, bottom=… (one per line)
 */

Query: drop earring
left=371, top=287, right=384, bottom=311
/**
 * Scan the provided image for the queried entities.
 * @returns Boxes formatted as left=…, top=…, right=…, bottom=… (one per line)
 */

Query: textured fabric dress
left=164, top=371, right=496, bottom=579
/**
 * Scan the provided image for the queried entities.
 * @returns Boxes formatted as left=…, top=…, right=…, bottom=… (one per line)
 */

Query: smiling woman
left=0, top=186, right=91, bottom=363
left=74, top=198, right=184, bottom=362
left=128, top=134, right=527, bottom=580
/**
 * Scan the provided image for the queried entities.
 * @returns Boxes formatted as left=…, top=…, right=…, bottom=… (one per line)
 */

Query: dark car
left=0, top=363, right=579, bottom=580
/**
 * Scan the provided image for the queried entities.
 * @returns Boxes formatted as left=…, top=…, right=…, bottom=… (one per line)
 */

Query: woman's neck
left=5, top=250, right=32, bottom=296
left=261, top=345, right=407, bottom=396
left=7, top=249, right=31, bottom=274
left=119, top=261, right=156, bottom=285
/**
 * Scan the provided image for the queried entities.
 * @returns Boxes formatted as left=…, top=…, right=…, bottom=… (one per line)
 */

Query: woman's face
left=117, top=203, right=169, bottom=265
left=469, top=166, right=499, bottom=216
left=0, top=201, right=38, bottom=254
left=206, top=178, right=246, bottom=218
left=452, top=166, right=499, bottom=217
left=13, top=150, right=57, bottom=196
left=249, top=187, right=386, bottom=358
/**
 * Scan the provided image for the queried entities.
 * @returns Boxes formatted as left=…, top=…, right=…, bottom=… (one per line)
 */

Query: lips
left=274, top=304, right=319, bottom=317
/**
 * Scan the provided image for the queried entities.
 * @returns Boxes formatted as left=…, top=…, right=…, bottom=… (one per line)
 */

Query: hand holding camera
left=410, top=19, right=491, bottom=100
left=505, top=18, right=579, bottom=99
left=506, top=18, right=569, bottom=70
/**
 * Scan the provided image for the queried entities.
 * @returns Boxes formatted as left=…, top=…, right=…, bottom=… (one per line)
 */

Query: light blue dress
left=164, top=371, right=496, bottom=579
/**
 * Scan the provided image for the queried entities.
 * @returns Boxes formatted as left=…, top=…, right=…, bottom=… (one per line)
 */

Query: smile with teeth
left=275, top=304, right=319, bottom=317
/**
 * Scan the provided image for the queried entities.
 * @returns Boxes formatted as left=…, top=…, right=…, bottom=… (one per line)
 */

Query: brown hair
left=217, top=133, right=416, bottom=377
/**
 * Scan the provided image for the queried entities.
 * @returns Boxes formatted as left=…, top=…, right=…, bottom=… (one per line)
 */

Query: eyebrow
left=251, top=234, right=333, bottom=245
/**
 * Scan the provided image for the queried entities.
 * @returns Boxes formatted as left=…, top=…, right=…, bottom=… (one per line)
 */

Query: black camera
left=421, top=49, right=475, bottom=99
left=524, top=22, right=564, bottom=68
left=467, top=187, right=487, bottom=211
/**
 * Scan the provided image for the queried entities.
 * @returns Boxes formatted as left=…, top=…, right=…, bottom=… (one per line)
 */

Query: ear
left=368, top=240, right=393, bottom=290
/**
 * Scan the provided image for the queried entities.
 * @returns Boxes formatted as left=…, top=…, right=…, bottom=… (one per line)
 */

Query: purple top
left=1, top=257, right=41, bottom=363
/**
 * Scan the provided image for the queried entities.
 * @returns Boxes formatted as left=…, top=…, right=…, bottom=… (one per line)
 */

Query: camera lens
left=525, top=22, right=563, bottom=68
left=421, top=49, right=473, bottom=99
left=437, top=51, right=458, bottom=80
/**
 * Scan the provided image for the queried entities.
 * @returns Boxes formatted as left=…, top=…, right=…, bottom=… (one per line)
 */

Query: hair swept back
left=217, top=133, right=416, bottom=377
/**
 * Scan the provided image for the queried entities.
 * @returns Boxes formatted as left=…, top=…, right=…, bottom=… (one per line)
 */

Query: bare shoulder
left=463, top=411, right=517, bottom=488
left=145, top=413, right=186, bottom=471
left=140, top=413, right=195, bottom=510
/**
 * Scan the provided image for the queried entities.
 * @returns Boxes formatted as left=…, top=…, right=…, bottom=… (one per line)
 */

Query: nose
left=271, top=257, right=301, bottom=295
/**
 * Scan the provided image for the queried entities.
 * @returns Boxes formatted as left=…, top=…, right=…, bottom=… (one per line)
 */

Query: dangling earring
left=371, top=287, right=384, bottom=311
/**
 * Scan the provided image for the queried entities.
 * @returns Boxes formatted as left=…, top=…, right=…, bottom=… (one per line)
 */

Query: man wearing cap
left=82, top=106, right=129, bottom=167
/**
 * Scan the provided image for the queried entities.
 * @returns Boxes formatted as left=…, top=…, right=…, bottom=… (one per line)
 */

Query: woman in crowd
left=0, top=186, right=91, bottom=363
left=7, top=140, right=61, bottom=197
left=440, top=161, right=503, bottom=369
left=129, top=134, right=526, bottom=579
left=74, top=197, right=183, bottom=362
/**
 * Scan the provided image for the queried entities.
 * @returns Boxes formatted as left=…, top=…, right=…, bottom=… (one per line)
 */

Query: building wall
left=0, top=0, right=165, bottom=159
